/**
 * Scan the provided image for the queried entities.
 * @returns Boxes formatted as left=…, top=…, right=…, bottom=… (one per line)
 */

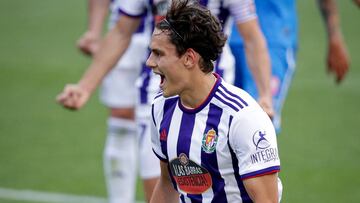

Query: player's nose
left=146, top=53, right=156, bottom=69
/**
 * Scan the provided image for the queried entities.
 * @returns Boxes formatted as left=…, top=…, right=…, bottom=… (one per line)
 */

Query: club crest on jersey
left=202, top=128, right=218, bottom=153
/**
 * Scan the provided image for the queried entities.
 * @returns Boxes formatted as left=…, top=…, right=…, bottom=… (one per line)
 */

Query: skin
left=57, top=3, right=156, bottom=201
left=353, top=0, right=360, bottom=7
left=76, top=0, right=109, bottom=56
left=237, top=19, right=274, bottom=118
left=147, top=28, right=279, bottom=202
left=317, top=0, right=350, bottom=83
left=56, top=15, right=141, bottom=110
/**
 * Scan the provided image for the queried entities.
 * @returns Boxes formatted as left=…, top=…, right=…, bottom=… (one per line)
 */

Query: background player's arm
left=243, top=173, right=279, bottom=203
left=354, top=0, right=360, bottom=7
left=150, top=161, right=179, bottom=203
left=56, top=15, right=141, bottom=110
left=317, top=0, right=350, bottom=84
left=77, top=0, right=109, bottom=56
left=236, top=20, right=274, bottom=118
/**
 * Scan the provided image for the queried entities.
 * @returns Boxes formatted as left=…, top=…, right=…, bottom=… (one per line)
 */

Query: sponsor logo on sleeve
left=169, top=153, right=212, bottom=194
left=250, top=130, right=279, bottom=164
left=201, top=128, right=218, bottom=153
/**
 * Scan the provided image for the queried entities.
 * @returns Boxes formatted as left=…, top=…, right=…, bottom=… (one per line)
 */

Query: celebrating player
left=57, top=0, right=273, bottom=201
left=148, top=1, right=282, bottom=202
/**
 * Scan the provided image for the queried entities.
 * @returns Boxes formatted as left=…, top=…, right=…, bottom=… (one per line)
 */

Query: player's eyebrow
left=149, top=47, right=164, bottom=56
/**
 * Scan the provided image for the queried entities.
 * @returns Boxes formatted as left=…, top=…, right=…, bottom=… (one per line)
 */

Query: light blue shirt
left=230, top=0, right=298, bottom=48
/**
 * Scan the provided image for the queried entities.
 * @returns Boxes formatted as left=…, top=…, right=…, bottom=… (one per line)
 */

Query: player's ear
left=183, top=48, right=199, bottom=69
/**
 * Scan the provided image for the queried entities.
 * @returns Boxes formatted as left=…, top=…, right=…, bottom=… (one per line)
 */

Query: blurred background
left=0, top=0, right=359, bottom=202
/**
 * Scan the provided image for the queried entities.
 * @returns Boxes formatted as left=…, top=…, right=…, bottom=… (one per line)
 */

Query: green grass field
left=0, top=0, right=359, bottom=202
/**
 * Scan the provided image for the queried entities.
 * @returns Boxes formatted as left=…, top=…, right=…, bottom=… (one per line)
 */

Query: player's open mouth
left=160, top=74, right=165, bottom=85
left=154, top=71, right=166, bottom=88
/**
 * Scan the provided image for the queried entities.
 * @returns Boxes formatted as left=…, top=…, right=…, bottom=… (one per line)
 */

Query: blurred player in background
left=229, top=0, right=350, bottom=132
left=353, top=0, right=360, bottom=7
left=70, top=0, right=158, bottom=202
left=148, top=1, right=282, bottom=202
left=57, top=0, right=272, bottom=201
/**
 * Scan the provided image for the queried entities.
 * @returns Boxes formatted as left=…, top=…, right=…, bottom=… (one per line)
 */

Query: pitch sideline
left=0, top=187, right=145, bottom=203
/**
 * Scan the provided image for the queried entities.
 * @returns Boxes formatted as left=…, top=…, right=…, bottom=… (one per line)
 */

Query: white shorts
left=136, top=103, right=161, bottom=179
left=100, top=33, right=149, bottom=108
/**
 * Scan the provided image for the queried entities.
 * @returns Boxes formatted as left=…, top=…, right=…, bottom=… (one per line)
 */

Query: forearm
left=150, top=178, right=179, bottom=203
left=78, top=28, right=132, bottom=93
left=87, top=0, right=109, bottom=37
left=243, top=34, right=271, bottom=99
left=317, top=0, right=343, bottom=41
left=236, top=20, right=273, bottom=115
left=150, top=161, right=179, bottom=203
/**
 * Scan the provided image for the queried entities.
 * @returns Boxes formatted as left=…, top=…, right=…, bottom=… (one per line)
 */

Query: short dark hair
left=156, top=0, right=227, bottom=73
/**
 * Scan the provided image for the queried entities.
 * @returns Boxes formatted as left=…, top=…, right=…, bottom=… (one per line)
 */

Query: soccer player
left=65, top=0, right=158, bottom=202
left=57, top=0, right=272, bottom=200
left=148, top=1, right=282, bottom=202
left=229, top=0, right=350, bottom=132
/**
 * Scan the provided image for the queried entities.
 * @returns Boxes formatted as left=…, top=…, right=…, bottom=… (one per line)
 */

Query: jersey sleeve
left=151, top=103, right=167, bottom=162
left=228, top=0, right=257, bottom=24
left=229, top=106, right=280, bottom=180
left=118, top=0, right=147, bottom=18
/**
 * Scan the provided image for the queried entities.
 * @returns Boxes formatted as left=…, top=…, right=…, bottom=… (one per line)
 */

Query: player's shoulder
left=214, top=80, right=259, bottom=113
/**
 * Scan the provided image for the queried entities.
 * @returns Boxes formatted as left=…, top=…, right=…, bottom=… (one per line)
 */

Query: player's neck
left=180, top=73, right=216, bottom=109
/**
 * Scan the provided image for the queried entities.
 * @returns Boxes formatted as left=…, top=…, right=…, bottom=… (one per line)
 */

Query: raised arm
left=56, top=15, right=141, bottom=110
left=77, top=0, right=110, bottom=56
left=236, top=20, right=274, bottom=118
left=317, top=0, right=350, bottom=84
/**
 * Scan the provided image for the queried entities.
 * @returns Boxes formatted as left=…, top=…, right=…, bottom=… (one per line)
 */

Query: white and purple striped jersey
left=151, top=74, right=281, bottom=202
left=117, top=0, right=258, bottom=105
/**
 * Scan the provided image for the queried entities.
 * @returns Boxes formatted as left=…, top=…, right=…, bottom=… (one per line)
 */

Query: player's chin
left=162, top=88, right=176, bottom=98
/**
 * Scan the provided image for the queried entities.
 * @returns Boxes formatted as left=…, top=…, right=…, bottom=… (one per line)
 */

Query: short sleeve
left=118, top=0, right=147, bottom=17
left=229, top=107, right=280, bottom=180
left=151, top=104, right=167, bottom=161
left=228, top=0, right=257, bottom=24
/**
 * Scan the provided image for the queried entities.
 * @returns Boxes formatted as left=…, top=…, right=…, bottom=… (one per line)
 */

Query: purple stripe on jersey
left=219, top=84, right=248, bottom=106
left=218, top=89, right=244, bottom=109
left=201, top=103, right=227, bottom=203
left=118, top=9, right=147, bottom=18
left=214, top=94, right=240, bottom=112
left=151, top=103, right=157, bottom=127
left=176, top=114, right=201, bottom=202
left=180, top=195, right=186, bottom=203
left=199, top=0, right=209, bottom=6
left=241, top=166, right=280, bottom=180
left=152, top=149, right=167, bottom=162
left=154, top=92, right=163, bottom=100
left=159, top=97, right=178, bottom=159
left=176, top=112, right=197, bottom=201
left=140, top=64, right=151, bottom=104
left=117, top=8, right=145, bottom=33
left=227, top=115, right=252, bottom=202
left=176, top=112, right=195, bottom=156
left=218, top=1, right=230, bottom=27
